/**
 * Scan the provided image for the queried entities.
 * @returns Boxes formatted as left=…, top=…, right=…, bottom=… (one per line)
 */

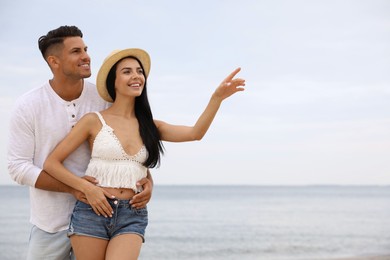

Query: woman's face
left=114, top=57, right=145, bottom=98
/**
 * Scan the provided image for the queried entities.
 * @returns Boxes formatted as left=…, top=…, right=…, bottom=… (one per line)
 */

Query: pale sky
left=0, top=0, right=389, bottom=185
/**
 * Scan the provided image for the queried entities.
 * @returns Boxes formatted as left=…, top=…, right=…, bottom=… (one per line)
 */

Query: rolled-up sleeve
left=7, top=100, right=42, bottom=187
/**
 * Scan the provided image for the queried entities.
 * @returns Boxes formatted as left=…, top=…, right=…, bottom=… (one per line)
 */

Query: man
left=7, top=25, right=153, bottom=260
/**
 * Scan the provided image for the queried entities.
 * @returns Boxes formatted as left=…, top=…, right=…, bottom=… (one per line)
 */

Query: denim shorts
left=68, top=198, right=148, bottom=242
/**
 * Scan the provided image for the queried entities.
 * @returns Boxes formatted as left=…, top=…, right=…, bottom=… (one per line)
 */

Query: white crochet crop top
left=84, top=112, right=148, bottom=192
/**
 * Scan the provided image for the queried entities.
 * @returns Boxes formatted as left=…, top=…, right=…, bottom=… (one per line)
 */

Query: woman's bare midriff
left=103, top=187, right=136, bottom=200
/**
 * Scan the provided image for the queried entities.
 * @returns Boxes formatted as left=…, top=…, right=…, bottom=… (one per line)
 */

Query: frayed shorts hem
left=68, top=231, right=145, bottom=243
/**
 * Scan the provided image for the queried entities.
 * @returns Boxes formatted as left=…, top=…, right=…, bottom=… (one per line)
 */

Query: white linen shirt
left=7, top=81, right=109, bottom=233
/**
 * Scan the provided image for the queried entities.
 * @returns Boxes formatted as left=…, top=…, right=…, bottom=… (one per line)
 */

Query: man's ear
left=47, top=55, right=60, bottom=68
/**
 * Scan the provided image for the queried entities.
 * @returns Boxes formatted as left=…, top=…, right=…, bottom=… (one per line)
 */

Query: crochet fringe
left=86, top=160, right=147, bottom=193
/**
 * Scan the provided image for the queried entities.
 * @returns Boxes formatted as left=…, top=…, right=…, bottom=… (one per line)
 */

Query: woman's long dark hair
left=106, top=56, right=164, bottom=168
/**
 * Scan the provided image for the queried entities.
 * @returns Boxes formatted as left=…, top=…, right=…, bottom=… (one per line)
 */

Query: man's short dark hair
left=38, top=25, right=83, bottom=59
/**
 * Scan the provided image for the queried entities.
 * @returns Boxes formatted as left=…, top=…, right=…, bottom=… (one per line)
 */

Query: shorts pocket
left=134, top=207, right=148, bottom=216
left=74, top=200, right=93, bottom=211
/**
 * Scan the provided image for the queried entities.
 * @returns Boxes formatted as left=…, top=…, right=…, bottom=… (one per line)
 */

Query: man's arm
left=35, top=170, right=74, bottom=192
left=35, top=170, right=94, bottom=203
left=8, top=102, right=51, bottom=187
left=7, top=100, right=88, bottom=202
left=130, top=169, right=154, bottom=209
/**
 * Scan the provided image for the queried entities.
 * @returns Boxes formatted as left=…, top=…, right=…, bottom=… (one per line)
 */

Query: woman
left=44, top=48, right=245, bottom=259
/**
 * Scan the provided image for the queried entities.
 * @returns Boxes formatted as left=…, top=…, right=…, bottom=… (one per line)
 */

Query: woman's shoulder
left=79, top=112, right=101, bottom=125
left=72, top=112, right=104, bottom=136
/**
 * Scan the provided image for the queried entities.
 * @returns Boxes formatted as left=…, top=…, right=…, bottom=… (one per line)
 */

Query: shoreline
left=331, top=256, right=390, bottom=260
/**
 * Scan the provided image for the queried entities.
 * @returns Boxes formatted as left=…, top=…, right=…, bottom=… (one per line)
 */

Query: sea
left=0, top=185, right=389, bottom=260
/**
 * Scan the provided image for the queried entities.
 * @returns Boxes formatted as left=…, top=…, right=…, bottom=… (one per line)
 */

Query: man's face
left=58, top=36, right=91, bottom=79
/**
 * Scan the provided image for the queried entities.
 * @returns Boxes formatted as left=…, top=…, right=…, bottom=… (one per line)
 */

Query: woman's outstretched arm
left=156, top=67, right=245, bottom=142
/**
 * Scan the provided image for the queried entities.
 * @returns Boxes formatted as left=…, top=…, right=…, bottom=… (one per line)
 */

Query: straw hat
left=96, top=48, right=151, bottom=102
